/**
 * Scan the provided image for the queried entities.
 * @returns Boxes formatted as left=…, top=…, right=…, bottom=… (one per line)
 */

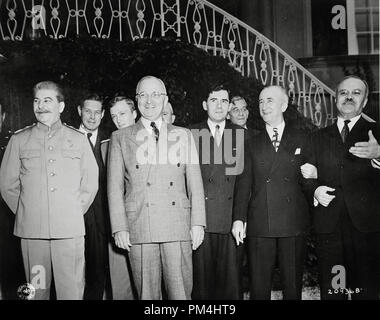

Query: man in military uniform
left=0, top=81, right=99, bottom=300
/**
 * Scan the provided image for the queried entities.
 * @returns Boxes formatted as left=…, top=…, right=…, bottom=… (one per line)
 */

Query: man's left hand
left=349, top=130, right=380, bottom=159
left=190, top=225, right=205, bottom=250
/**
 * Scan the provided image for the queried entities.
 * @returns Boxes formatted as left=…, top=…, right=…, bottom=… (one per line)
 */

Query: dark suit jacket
left=233, top=124, right=310, bottom=237
left=189, top=120, right=246, bottom=234
left=303, top=116, right=380, bottom=234
left=85, top=129, right=108, bottom=235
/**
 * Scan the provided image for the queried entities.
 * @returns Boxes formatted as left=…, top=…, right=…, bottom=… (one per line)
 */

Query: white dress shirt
left=141, top=117, right=163, bottom=136
left=207, top=119, right=226, bottom=138
left=79, top=124, right=98, bottom=146
left=336, top=114, right=361, bottom=133
left=265, top=121, right=285, bottom=144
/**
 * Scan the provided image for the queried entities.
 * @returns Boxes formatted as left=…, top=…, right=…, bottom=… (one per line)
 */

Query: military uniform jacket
left=0, top=120, right=99, bottom=239
left=107, top=119, right=206, bottom=244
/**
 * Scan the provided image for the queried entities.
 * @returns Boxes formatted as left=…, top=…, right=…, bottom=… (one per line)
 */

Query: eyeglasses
left=136, top=92, right=167, bottom=102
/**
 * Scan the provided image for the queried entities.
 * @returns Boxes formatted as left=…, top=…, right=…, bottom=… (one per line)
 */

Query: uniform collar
left=37, top=119, right=63, bottom=132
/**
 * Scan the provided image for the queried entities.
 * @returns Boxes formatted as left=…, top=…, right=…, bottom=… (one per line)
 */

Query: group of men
left=0, top=74, right=379, bottom=300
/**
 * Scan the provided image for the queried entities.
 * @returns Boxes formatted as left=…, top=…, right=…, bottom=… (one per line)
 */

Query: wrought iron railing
left=0, top=0, right=339, bottom=127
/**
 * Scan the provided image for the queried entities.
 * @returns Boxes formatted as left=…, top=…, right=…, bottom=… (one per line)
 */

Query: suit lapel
left=197, top=121, right=214, bottom=179
left=257, top=131, right=276, bottom=176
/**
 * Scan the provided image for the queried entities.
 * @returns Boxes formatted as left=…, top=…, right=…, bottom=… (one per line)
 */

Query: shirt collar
left=337, top=114, right=361, bottom=132
left=207, top=119, right=226, bottom=137
left=79, top=124, right=98, bottom=144
left=266, top=121, right=285, bottom=141
left=141, top=117, right=163, bottom=134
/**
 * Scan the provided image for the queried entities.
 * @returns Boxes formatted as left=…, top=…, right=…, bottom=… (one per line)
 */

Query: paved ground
left=243, top=287, right=321, bottom=300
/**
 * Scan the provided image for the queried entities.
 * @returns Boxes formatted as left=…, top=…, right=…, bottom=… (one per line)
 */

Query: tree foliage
left=0, top=36, right=315, bottom=133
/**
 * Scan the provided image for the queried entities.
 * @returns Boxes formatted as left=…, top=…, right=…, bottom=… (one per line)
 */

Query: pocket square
left=295, top=148, right=301, bottom=155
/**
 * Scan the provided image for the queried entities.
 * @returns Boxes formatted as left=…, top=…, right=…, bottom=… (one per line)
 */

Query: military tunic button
left=50, top=172, right=56, bottom=177
left=48, top=146, right=53, bottom=151
left=177, top=163, right=180, bottom=167
left=147, top=182, right=151, bottom=186
left=266, top=178, right=271, bottom=183
left=49, top=159, right=54, bottom=163
left=136, top=165, right=139, bottom=169
left=172, top=201, right=175, bottom=205
left=50, top=187, right=56, bottom=192
left=170, top=182, right=173, bottom=186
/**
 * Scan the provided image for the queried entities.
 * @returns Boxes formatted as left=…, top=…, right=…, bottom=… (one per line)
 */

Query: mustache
left=343, top=99, right=355, bottom=104
left=35, top=110, right=51, bottom=114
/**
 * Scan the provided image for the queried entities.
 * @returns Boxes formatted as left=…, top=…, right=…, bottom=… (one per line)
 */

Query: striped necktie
left=272, top=127, right=279, bottom=152
left=150, top=122, right=159, bottom=142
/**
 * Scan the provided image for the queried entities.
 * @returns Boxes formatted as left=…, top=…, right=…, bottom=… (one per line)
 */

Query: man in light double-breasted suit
left=107, top=76, right=206, bottom=300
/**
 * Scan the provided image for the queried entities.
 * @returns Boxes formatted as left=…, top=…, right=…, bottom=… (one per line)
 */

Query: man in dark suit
left=232, top=85, right=310, bottom=300
left=302, top=75, right=380, bottom=299
left=77, top=94, right=110, bottom=299
left=190, top=84, right=246, bottom=299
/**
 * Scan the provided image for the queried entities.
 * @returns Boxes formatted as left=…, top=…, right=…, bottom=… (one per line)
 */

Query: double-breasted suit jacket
left=234, top=125, right=310, bottom=237
left=107, top=119, right=206, bottom=244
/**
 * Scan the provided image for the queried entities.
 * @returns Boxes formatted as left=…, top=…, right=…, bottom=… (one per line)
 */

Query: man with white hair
left=162, top=102, right=176, bottom=125
left=233, top=85, right=310, bottom=300
left=107, top=76, right=206, bottom=299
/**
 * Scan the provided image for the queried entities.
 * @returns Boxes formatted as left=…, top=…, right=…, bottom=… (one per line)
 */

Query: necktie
left=340, top=120, right=350, bottom=143
left=87, top=132, right=94, bottom=149
left=150, top=122, right=159, bottom=142
left=272, top=127, right=279, bottom=152
left=215, top=124, right=222, bottom=146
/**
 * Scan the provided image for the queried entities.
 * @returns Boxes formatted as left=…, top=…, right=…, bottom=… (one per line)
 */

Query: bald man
left=162, top=102, right=176, bottom=125
left=107, top=76, right=206, bottom=299
left=233, top=85, right=310, bottom=300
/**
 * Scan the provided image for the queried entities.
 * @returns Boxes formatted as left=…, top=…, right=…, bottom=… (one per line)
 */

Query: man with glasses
left=107, top=76, right=206, bottom=299
left=229, top=96, right=249, bottom=129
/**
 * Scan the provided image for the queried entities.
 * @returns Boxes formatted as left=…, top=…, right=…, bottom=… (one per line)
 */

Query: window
left=347, top=0, right=379, bottom=54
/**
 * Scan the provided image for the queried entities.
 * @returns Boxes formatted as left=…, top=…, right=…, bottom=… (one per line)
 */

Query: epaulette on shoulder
left=14, top=123, right=36, bottom=135
left=63, top=123, right=84, bottom=134
left=101, top=139, right=110, bottom=144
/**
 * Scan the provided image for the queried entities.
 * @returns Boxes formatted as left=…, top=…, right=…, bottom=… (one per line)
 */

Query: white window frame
left=346, top=0, right=379, bottom=55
